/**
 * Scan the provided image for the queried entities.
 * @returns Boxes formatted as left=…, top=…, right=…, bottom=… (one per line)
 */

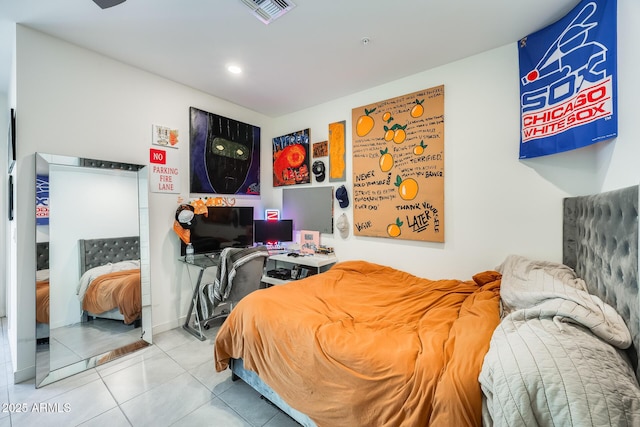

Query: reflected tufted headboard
left=563, top=185, right=639, bottom=382
left=79, top=236, right=140, bottom=274
left=37, top=242, right=49, bottom=271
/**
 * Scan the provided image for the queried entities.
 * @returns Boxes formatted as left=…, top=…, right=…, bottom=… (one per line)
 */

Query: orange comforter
left=36, top=280, right=50, bottom=324
left=82, top=269, right=141, bottom=324
left=214, top=260, right=501, bottom=426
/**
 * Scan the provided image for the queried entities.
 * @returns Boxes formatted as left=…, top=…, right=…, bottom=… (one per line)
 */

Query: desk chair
left=200, top=246, right=269, bottom=328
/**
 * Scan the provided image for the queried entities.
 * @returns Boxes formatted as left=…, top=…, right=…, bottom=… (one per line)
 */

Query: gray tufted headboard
left=79, top=236, right=141, bottom=274
left=563, top=185, right=639, bottom=382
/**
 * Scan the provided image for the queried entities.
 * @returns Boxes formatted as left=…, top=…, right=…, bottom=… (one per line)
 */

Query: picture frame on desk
left=299, top=230, right=319, bottom=254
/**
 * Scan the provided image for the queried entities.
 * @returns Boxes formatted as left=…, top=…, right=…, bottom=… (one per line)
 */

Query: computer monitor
left=253, top=219, right=294, bottom=244
left=181, top=206, right=254, bottom=255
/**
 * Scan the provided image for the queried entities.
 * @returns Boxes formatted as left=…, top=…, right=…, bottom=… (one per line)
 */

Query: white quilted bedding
left=479, top=255, right=640, bottom=427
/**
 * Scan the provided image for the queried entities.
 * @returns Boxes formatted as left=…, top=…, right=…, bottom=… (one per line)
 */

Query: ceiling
left=0, top=0, right=579, bottom=117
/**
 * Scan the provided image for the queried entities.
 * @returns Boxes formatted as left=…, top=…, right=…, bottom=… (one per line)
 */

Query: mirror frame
left=35, top=152, right=152, bottom=388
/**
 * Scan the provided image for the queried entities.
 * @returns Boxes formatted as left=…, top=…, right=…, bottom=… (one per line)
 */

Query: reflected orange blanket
left=36, top=280, right=50, bottom=324
left=82, top=269, right=141, bottom=324
left=214, top=261, right=501, bottom=426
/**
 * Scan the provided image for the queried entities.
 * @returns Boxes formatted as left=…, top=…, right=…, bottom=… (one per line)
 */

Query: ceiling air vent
left=240, top=0, right=296, bottom=25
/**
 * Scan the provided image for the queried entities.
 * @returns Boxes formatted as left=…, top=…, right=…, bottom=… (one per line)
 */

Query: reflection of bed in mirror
left=35, top=242, right=50, bottom=341
left=77, top=236, right=142, bottom=325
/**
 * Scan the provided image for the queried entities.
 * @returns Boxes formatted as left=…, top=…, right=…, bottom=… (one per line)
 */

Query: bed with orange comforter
left=214, top=260, right=501, bottom=426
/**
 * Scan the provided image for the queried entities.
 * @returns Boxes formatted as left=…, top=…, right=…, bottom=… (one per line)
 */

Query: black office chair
left=200, top=245, right=269, bottom=328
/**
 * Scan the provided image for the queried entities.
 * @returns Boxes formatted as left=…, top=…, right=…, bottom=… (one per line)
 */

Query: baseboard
left=152, top=317, right=186, bottom=336
left=14, top=365, right=36, bottom=384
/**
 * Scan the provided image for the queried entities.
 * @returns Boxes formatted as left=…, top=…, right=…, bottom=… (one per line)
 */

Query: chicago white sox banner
left=518, top=0, right=617, bottom=158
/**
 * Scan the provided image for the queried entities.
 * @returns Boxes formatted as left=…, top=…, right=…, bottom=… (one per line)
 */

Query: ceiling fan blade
left=92, top=0, right=126, bottom=9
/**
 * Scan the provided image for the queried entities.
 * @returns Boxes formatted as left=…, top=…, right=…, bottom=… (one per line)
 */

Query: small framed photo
left=299, top=230, right=319, bottom=254
left=8, top=108, right=15, bottom=173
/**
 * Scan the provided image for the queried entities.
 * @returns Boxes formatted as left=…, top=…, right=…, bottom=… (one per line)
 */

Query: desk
left=178, top=254, right=219, bottom=341
left=262, top=253, right=338, bottom=286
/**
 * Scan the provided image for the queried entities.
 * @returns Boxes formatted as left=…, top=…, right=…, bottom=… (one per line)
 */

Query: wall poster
left=149, top=147, right=180, bottom=193
left=518, top=0, right=617, bottom=158
left=312, top=141, right=328, bottom=158
left=189, top=107, right=261, bottom=195
left=272, top=128, right=311, bottom=187
left=352, top=85, right=444, bottom=242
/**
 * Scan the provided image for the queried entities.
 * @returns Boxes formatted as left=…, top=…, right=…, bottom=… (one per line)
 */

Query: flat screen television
left=181, top=206, right=254, bottom=255
left=254, top=219, right=294, bottom=244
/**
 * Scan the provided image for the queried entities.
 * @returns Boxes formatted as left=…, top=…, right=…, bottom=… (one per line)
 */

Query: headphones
left=312, top=160, right=326, bottom=182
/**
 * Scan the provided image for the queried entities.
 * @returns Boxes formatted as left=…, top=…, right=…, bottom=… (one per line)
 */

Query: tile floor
left=46, top=319, right=142, bottom=371
left=0, top=318, right=301, bottom=427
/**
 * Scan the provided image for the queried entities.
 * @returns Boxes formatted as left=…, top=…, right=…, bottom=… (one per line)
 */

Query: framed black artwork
left=189, top=107, right=261, bottom=195
left=8, top=108, right=16, bottom=173
left=8, top=175, right=13, bottom=221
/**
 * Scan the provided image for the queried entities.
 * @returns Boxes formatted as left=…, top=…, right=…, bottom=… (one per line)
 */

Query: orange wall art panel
left=328, top=120, right=346, bottom=182
left=351, top=85, right=444, bottom=242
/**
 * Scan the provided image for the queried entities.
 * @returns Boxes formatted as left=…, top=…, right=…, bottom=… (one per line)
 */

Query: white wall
left=270, top=45, right=598, bottom=280
left=1, top=91, right=7, bottom=319
left=595, top=0, right=640, bottom=190
left=12, top=25, right=271, bottom=381
left=270, top=0, right=640, bottom=279
left=6, top=22, right=17, bottom=375
left=9, top=0, right=640, bottom=382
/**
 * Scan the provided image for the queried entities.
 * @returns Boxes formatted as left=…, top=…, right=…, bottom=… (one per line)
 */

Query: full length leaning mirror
left=35, top=153, right=152, bottom=388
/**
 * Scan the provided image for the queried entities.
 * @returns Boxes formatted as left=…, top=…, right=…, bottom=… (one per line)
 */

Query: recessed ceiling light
left=227, top=65, right=242, bottom=74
